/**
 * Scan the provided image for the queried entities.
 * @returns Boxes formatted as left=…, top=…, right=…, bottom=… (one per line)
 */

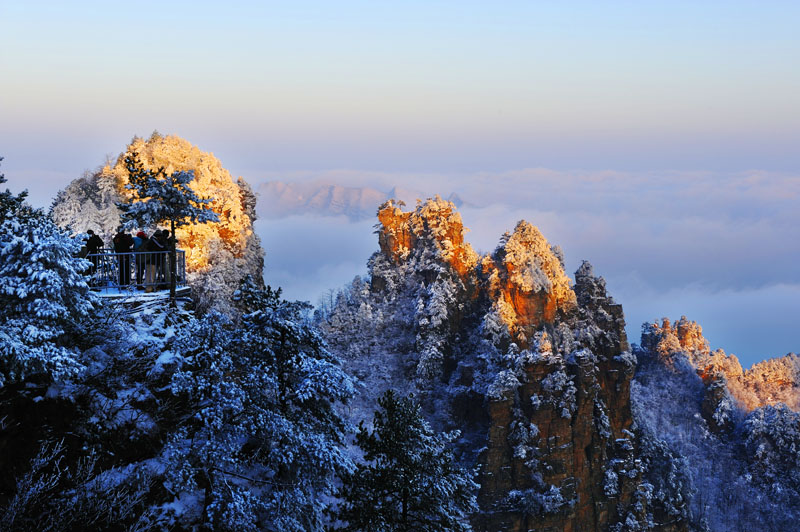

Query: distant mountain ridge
left=643, top=317, right=800, bottom=411
left=256, top=180, right=468, bottom=220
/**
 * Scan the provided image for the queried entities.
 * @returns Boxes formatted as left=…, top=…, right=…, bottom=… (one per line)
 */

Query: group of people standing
left=82, top=228, right=176, bottom=292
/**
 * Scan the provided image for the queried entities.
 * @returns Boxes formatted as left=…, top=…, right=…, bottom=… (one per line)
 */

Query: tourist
left=145, top=229, right=165, bottom=292
left=133, top=231, right=149, bottom=289
left=112, top=228, right=134, bottom=287
left=85, top=229, right=104, bottom=275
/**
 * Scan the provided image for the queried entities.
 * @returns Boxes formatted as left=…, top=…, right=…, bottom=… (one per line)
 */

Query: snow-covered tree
left=160, top=280, right=355, bottom=530
left=0, top=439, right=154, bottom=532
left=741, top=404, right=800, bottom=491
left=0, top=161, right=97, bottom=387
left=0, top=157, right=29, bottom=224
left=333, top=390, right=478, bottom=532
left=118, top=151, right=219, bottom=303
left=48, top=167, right=122, bottom=242
left=633, top=336, right=800, bottom=531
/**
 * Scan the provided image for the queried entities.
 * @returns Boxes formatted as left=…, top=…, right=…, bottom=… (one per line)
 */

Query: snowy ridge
left=633, top=339, right=800, bottom=530
left=256, top=180, right=469, bottom=220
left=643, top=317, right=800, bottom=411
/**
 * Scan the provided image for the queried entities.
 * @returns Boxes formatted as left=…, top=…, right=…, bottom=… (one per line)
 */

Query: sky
left=2, top=1, right=799, bottom=366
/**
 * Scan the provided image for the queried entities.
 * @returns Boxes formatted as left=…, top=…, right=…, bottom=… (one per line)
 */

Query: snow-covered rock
left=50, top=133, right=265, bottom=315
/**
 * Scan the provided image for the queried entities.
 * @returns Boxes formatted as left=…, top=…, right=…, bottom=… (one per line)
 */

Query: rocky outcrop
left=642, top=317, right=800, bottom=413
left=635, top=320, right=800, bottom=529
left=50, top=133, right=265, bottom=314
left=574, top=261, right=630, bottom=353
left=477, top=351, right=643, bottom=531
left=701, top=374, right=736, bottom=435
left=375, top=200, right=415, bottom=265
left=331, top=198, right=686, bottom=531
left=369, top=198, right=481, bottom=381
left=641, top=317, right=710, bottom=363
left=473, top=268, right=647, bottom=532
left=743, top=354, right=800, bottom=410
left=375, top=197, right=479, bottom=279
left=481, top=222, right=577, bottom=348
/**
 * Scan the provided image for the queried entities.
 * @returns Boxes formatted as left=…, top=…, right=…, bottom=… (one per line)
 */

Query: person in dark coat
left=145, top=229, right=166, bottom=292
left=133, top=231, right=149, bottom=289
left=113, top=228, right=134, bottom=287
left=163, top=230, right=177, bottom=287
left=85, top=229, right=104, bottom=275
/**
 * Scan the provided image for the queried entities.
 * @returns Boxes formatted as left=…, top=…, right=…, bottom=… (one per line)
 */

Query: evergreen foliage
left=0, top=158, right=97, bottom=387
left=48, top=167, right=122, bottom=243
left=160, top=279, right=355, bottom=530
left=633, top=341, right=800, bottom=531
left=118, top=150, right=219, bottom=302
left=0, top=157, right=29, bottom=224
left=118, top=150, right=219, bottom=231
left=333, top=390, right=478, bottom=532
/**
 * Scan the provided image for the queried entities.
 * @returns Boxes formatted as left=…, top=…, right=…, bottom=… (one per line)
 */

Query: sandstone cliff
left=481, top=221, right=577, bottom=348
left=642, top=317, right=800, bottom=412
left=321, top=198, right=688, bottom=531
left=375, top=197, right=479, bottom=280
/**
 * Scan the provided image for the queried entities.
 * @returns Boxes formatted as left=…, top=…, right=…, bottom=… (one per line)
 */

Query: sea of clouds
left=254, top=168, right=800, bottom=367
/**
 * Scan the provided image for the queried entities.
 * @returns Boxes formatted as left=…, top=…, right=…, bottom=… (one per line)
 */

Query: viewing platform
left=86, top=248, right=189, bottom=307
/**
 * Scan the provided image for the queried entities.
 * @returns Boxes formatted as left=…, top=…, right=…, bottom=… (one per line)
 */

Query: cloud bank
left=254, top=168, right=800, bottom=367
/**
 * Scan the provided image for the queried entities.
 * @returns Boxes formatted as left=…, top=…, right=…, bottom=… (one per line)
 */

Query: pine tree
left=0, top=157, right=30, bottom=224
left=0, top=159, right=97, bottom=387
left=334, top=390, right=478, bottom=532
left=164, top=279, right=355, bottom=531
left=117, top=151, right=219, bottom=303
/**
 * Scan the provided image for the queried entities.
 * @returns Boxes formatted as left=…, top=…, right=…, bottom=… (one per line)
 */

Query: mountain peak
left=643, top=316, right=711, bottom=360
left=375, top=200, right=585, bottom=348
left=324, top=193, right=650, bottom=531
left=375, top=196, right=479, bottom=278
left=482, top=219, right=577, bottom=346
left=51, top=133, right=264, bottom=314
left=105, top=134, right=256, bottom=271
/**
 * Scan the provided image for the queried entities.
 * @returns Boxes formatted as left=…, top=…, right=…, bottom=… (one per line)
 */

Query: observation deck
left=85, top=248, right=190, bottom=304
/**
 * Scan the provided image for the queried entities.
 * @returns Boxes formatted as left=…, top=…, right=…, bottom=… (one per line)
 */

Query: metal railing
left=85, top=248, right=186, bottom=292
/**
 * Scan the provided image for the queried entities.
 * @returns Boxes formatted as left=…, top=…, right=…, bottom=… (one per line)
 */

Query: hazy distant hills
left=256, top=181, right=469, bottom=220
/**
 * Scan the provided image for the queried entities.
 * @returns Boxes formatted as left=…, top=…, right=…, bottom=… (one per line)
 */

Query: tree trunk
left=201, top=468, right=213, bottom=524
left=170, top=218, right=177, bottom=307
left=402, top=486, right=408, bottom=531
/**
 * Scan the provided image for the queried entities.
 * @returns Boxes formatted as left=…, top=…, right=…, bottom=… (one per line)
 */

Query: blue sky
left=1, top=1, right=799, bottom=365
left=3, top=1, right=799, bottom=181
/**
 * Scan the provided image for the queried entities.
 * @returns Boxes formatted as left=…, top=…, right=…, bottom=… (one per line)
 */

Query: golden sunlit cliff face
left=482, top=221, right=577, bottom=348
left=371, top=199, right=659, bottom=531
left=644, top=317, right=800, bottom=413
left=375, top=200, right=577, bottom=349
left=51, top=132, right=264, bottom=314
left=107, top=133, right=254, bottom=272
left=376, top=197, right=479, bottom=278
